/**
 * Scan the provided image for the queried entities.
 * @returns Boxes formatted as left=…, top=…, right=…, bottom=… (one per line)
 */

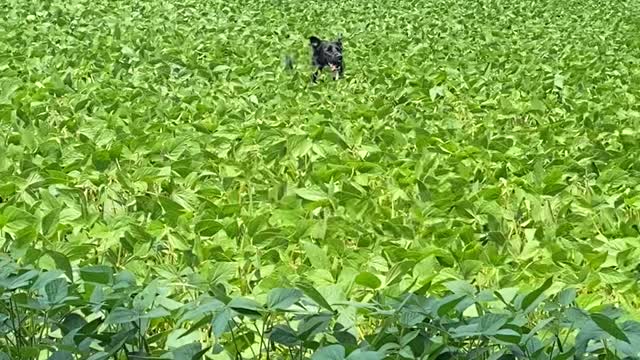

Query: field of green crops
left=3, top=0, right=640, bottom=358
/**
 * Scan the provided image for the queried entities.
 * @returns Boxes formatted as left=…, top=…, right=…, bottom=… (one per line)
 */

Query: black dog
left=309, top=34, right=344, bottom=82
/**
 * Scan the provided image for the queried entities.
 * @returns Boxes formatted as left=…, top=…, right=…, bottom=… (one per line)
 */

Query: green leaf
left=80, top=265, right=113, bottom=285
left=46, top=251, right=73, bottom=282
left=269, top=325, right=300, bottom=346
left=44, top=278, right=68, bottom=305
left=195, top=219, right=224, bottom=236
left=345, top=349, right=384, bottom=360
left=437, top=295, right=467, bottom=317
left=6, top=270, right=39, bottom=289
left=312, top=345, right=346, bottom=360
left=429, top=86, right=444, bottom=101
left=105, top=308, right=139, bottom=324
left=213, top=65, right=231, bottom=73
left=355, top=272, right=381, bottom=289
left=140, top=307, right=171, bottom=319
left=302, top=242, right=331, bottom=269
left=41, top=208, right=60, bottom=238
left=172, top=343, right=202, bottom=360
left=228, top=297, right=262, bottom=316
left=521, top=276, right=553, bottom=313
left=298, top=313, right=333, bottom=340
left=385, top=260, right=415, bottom=287
left=590, top=313, right=630, bottom=343
left=444, top=280, right=476, bottom=296
left=294, top=188, right=328, bottom=202
left=212, top=307, right=234, bottom=337
left=554, top=74, right=565, bottom=89
left=296, top=282, right=334, bottom=312
left=60, top=313, right=87, bottom=335
left=179, top=315, right=212, bottom=339
left=48, top=351, right=73, bottom=360
left=86, top=352, right=109, bottom=360
left=557, top=288, right=577, bottom=306
left=491, top=328, right=521, bottom=344
left=267, top=288, right=303, bottom=310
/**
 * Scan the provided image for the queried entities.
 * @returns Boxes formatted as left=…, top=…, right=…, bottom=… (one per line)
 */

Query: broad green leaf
left=140, top=307, right=171, bottom=319
left=312, top=345, right=346, bottom=360
left=46, top=251, right=73, bottom=282
left=429, top=86, right=444, bottom=101
left=48, top=351, right=73, bottom=360
left=44, top=278, right=68, bottom=305
left=172, top=343, right=202, bottom=360
left=212, top=307, right=234, bottom=337
left=557, top=288, right=577, bottom=306
left=80, top=266, right=113, bottom=285
left=41, top=208, right=60, bottom=237
left=445, top=280, right=476, bottom=296
left=491, top=328, right=521, bottom=344
left=437, top=295, right=467, bottom=317
left=590, top=313, right=630, bottom=343
left=269, top=325, right=300, bottom=346
left=302, top=242, right=331, bottom=269
left=228, top=297, right=262, bottom=316
left=105, top=308, right=139, bottom=324
left=521, top=277, right=553, bottom=313
left=355, top=272, right=381, bottom=289
left=385, top=261, right=415, bottom=287
left=346, top=349, right=384, bottom=360
left=6, top=270, right=39, bottom=289
left=294, top=188, right=328, bottom=202
left=267, top=288, right=303, bottom=310
left=296, top=281, right=334, bottom=312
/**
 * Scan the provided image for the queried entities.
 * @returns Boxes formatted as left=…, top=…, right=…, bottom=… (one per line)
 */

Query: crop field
left=2, top=0, right=640, bottom=358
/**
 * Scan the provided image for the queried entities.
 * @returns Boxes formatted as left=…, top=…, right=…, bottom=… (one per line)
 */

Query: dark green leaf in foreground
left=80, top=266, right=113, bottom=285
left=212, top=307, right=234, bottom=338
left=46, top=251, right=73, bottom=282
left=296, top=282, right=334, bottom=312
left=590, top=313, right=630, bottom=343
left=172, top=343, right=202, bottom=360
left=312, top=345, right=346, bottom=360
left=521, top=277, right=553, bottom=313
left=228, top=297, right=263, bottom=316
left=48, top=351, right=73, bottom=360
left=44, top=278, right=68, bottom=305
left=437, top=294, right=467, bottom=317
left=6, top=270, right=39, bottom=289
left=346, top=349, right=384, bottom=360
left=270, top=325, right=300, bottom=346
left=2, top=0, right=640, bottom=356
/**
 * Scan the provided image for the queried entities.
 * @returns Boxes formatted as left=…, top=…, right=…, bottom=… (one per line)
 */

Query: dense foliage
left=2, top=0, right=640, bottom=357
left=3, top=256, right=640, bottom=359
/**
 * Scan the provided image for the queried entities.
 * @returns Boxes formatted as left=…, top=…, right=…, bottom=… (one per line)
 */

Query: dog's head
left=310, top=34, right=343, bottom=74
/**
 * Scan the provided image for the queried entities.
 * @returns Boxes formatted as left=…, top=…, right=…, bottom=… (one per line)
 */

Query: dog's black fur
left=309, top=34, right=343, bottom=82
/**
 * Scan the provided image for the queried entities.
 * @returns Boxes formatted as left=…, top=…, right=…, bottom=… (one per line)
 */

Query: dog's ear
left=337, top=33, right=343, bottom=44
left=309, top=36, right=321, bottom=48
